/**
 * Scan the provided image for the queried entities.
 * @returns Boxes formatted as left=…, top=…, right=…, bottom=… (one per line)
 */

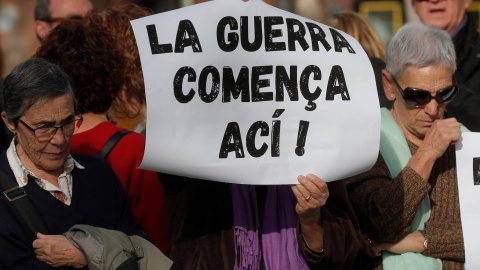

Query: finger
left=296, top=175, right=313, bottom=199
left=306, top=174, right=328, bottom=196
left=297, top=175, right=329, bottom=207
left=291, top=185, right=309, bottom=208
left=32, top=239, right=46, bottom=249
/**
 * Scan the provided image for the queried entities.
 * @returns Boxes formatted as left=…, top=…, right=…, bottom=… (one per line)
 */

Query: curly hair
left=34, top=18, right=127, bottom=114
left=86, top=4, right=153, bottom=118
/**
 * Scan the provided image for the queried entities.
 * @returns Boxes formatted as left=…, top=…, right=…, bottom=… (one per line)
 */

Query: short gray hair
left=3, top=58, right=77, bottom=126
left=34, top=0, right=51, bottom=21
left=385, top=22, right=456, bottom=78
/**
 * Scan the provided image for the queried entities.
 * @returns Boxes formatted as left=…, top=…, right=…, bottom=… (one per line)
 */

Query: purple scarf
left=232, top=184, right=309, bottom=270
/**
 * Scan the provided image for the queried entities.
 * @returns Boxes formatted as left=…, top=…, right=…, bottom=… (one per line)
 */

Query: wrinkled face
left=49, top=0, right=93, bottom=28
left=390, top=66, right=454, bottom=144
left=412, top=0, right=471, bottom=34
left=7, top=94, right=75, bottom=174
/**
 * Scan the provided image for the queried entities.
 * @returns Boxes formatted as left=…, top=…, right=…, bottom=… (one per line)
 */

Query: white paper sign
left=131, top=0, right=380, bottom=184
left=455, top=132, right=480, bottom=268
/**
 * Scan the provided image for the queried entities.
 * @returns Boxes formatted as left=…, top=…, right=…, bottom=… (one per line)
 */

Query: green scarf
left=380, top=108, right=442, bottom=270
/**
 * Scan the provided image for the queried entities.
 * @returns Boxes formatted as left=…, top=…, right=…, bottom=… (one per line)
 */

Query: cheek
left=19, top=135, right=44, bottom=161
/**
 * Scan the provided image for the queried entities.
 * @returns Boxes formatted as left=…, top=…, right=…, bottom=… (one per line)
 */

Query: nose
left=423, top=99, right=439, bottom=117
left=49, top=127, right=67, bottom=144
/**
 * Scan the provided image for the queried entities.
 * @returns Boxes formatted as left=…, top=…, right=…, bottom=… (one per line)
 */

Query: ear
left=34, top=20, right=51, bottom=42
left=382, top=70, right=396, bottom=101
left=1, top=112, right=17, bottom=134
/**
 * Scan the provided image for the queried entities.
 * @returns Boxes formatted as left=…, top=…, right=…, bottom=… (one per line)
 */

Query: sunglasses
left=391, top=76, right=459, bottom=107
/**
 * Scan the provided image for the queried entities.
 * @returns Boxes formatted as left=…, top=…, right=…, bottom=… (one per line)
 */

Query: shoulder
left=71, top=152, right=116, bottom=176
left=112, top=130, right=146, bottom=153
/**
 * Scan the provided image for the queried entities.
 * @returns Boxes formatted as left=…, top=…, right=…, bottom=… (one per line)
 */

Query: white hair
left=385, top=22, right=456, bottom=78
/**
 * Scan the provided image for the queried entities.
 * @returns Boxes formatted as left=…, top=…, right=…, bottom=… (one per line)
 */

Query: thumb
left=36, top=232, right=47, bottom=239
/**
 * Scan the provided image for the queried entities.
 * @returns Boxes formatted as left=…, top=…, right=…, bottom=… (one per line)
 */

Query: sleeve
left=423, top=220, right=464, bottom=262
left=346, top=153, right=431, bottom=242
left=298, top=180, right=362, bottom=270
left=0, top=202, right=53, bottom=270
left=0, top=236, right=55, bottom=270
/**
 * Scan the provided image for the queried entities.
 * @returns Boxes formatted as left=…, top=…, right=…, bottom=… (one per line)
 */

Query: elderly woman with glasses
left=346, top=22, right=466, bottom=269
left=0, top=58, right=171, bottom=269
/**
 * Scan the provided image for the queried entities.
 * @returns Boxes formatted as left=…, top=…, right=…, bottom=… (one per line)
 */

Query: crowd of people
left=0, top=0, right=477, bottom=269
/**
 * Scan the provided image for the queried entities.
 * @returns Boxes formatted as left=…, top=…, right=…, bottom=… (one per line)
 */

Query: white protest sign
left=455, top=133, right=480, bottom=268
left=132, top=0, right=380, bottom=185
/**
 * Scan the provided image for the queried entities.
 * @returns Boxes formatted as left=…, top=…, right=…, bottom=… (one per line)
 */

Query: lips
left=429, top=8, right=444, bottom=12
left=45, top=151, right=66, bottom=159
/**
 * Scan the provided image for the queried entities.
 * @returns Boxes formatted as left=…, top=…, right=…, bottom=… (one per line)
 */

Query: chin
left=42, top=159, right=67, bottom=172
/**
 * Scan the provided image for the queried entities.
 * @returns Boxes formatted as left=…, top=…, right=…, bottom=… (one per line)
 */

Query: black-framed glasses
left=19, top=115, right=83, bottom=142
left=392, top=76, right=459, bottom=107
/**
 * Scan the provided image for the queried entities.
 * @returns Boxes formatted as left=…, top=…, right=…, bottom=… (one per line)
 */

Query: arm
left=347, top=156, right=430, bottom=242
left=372, top=230, right=425, bottom=256
left=347, top=118, right=461, bottom=243
left=423, top=214, right=465, bottom=261
left=0, top=232, right=52, bottom=269
left=292, top=175, right=361, bottom=269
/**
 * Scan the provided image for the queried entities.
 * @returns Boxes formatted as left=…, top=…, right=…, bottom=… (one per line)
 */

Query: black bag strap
left=98, top=130, right=131, bottom=160
left=0, top=170, right=49, bottom=236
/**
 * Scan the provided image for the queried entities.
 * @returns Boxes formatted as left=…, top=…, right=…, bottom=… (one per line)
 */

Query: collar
left=6, top=137, right=85, bottom=188
left=451, top=15, right=467, bottom=38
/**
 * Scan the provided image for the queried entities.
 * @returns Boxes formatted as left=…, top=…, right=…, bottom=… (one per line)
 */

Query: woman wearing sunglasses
left=346, top=22, right=466, bottom=270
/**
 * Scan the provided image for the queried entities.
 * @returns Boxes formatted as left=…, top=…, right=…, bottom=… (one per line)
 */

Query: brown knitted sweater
left=347, top=141, right=465, bottom=269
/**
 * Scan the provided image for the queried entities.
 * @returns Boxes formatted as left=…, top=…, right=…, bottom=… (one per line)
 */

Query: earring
left=390, top=95, right=395, bottom=100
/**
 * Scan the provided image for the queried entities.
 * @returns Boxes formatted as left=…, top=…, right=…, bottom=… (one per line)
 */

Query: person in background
left=411, top=0, right=480, bottom=131
left=347, top=22, right=464, bottom=269
left=0, top=58, right=164, bottom=269
left=0, top=43, right=12, bottom=152
left=34, top=0, right=93, bottom=42
left=35, top=18, right=170, bottom=255
left=328, top=11, right=391, bottom=109
left=86, top=4, right=152, bottom=133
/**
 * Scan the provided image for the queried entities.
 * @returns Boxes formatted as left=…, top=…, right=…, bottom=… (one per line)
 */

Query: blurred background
left=1, top=0, right=480, bottom=78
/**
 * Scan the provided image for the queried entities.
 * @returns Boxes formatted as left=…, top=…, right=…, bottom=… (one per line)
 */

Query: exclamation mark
left=295, top=120, right=309, bottom=156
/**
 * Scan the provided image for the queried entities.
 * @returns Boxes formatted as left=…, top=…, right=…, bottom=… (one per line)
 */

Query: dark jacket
left=0, top=81, right=14, bottom=152
left=0, top=151, right=145, bottom=269
left=446, top=14, right=480, bottom=132
left=160, top=174, right=361, bottom=270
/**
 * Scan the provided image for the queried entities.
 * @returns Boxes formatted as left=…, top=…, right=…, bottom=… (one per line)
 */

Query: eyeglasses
left=19, top=115, right=83, bottom=142
left=391, top=76, right=459, bottom=107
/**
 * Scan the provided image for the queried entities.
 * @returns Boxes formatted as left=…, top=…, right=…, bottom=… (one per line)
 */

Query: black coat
left=446, top=14, right=480, bottom=131
left=0, top=80, right=14, bottom=151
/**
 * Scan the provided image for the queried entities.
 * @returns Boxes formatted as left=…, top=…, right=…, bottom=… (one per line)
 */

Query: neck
left=75, top=112, right=109, bottom=134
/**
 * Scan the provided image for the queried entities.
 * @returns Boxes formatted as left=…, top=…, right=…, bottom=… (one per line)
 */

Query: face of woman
left=389, top=65, right=454, bottom=145
left=6, top=94, right=76, bottom=175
